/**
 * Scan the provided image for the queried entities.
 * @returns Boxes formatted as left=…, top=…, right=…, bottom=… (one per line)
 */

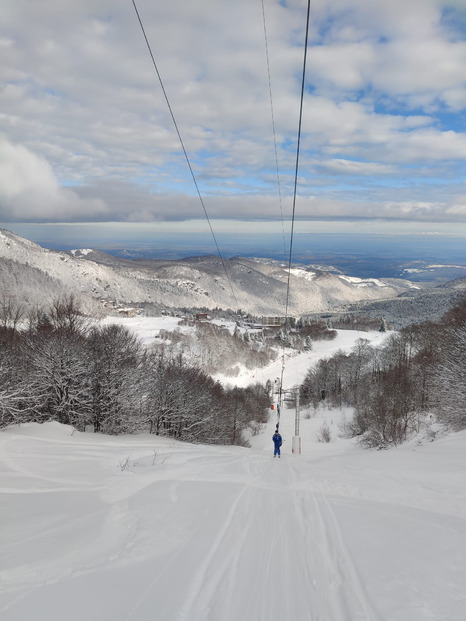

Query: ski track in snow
left=0, top=314, right=466, bottom=621
left=1, top=324, right=465, bottom=621
left=123, top=453, right=379, bottom=621
left=2, top=422, right=466, bottom=621
left=310, top=494, right=380, bottom=621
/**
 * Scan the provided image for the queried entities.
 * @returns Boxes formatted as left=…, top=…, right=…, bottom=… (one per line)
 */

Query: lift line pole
left=279, top=386, right=301, bottom=455
left=292, top=388, right=301, bottom=455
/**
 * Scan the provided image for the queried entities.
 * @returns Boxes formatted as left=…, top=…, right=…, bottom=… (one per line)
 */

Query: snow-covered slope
left=1, top=418, right=465, bottom=621
left=0, top=229, right=148, bottom=305
left=1, top=323, right=465, bottom=620
left=0, top=229, right=414, bottom=315
left=214, top=328, right=391, bottom=388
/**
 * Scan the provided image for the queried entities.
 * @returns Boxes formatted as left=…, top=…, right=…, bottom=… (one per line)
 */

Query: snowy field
left=100, top=315, right=189, bottom=346
left=1, top=320, right=466, bottom=620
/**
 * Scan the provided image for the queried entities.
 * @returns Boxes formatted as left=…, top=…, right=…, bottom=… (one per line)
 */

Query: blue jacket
left=272, top=433, right=282, bottom=447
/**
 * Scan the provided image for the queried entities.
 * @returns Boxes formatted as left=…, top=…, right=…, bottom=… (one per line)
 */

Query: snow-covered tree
left=87, top=324, right=144, bottom=434
left=0, top=295, right=24, bottom=330
left=25, top=328, right=91, bottom=428
left=0, top=327, right=35, bottom=427
left=434, top=326, right=466, bottom=430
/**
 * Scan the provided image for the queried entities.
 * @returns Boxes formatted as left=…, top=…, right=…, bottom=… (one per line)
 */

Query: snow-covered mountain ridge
left=0, top=228, right=419, bottom=314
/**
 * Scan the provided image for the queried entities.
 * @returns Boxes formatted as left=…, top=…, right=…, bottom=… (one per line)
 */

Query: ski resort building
left=261, top=316, right=287, bottom=327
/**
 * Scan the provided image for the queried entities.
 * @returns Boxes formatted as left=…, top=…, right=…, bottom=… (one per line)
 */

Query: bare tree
left=48, top=294, right=90, bottom=335
left=88, top=324, right=144, bottom=434
left=25, top=329, right=91, bottom=428
left=434, top=326, right=466, bottom=431
left=0, top=295, right=25, bottom=330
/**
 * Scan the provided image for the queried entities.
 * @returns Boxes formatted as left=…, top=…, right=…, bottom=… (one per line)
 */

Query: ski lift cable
left=261, top=0, right=288, bottom=262
left=278, top=0, right=311, bottom=410
left=131, top=0, right=240, bottom=312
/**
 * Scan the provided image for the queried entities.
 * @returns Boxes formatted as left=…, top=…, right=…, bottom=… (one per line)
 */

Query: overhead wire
left=278, top=0, right=312, bottom=414
left=132, top=0, right=311, bottom=415
left=261, top=0, right=288, bottom=262
left=131, top=0, right=240, bottom=312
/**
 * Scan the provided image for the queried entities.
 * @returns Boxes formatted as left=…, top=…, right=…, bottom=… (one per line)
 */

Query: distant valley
left=0, top=228, right=464, bottom=327
left=105, top=246, right=466, bottom=284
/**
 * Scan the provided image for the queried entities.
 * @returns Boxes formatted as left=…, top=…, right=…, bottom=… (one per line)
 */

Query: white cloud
left=0, top=0, right=465, bottom=225
left=316, top=159, right=396, bottom=175
left=446, top=198, right=466, bottom=216
left=306, top=0, right=466, bottom=111
left=0, top=137, right=107, bottom=220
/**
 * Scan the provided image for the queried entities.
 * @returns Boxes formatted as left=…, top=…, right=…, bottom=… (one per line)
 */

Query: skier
left=272, top=429, right=282, bottom=458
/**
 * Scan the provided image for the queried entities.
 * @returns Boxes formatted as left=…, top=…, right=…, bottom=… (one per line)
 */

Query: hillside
left=0, top=229, right=420, bottom=315
left=336, top=282, right=466, bottom=329
left=1, top=313, right=465, bottom=620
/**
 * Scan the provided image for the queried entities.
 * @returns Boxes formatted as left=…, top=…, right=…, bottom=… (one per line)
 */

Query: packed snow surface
left=215, top=328, right=391, bottom=389
left=100, top=315, right=187, bottom=346
left=1, top=324, right=466, bottom=620
left=2, top=424, right=466, bottom=620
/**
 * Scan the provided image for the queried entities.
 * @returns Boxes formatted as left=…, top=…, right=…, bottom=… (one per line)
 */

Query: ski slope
left=215, top=328, right=391, bottom=390
left=1, top=416, right=466, bottom=621
left=99, top=315, right=391, bottom=391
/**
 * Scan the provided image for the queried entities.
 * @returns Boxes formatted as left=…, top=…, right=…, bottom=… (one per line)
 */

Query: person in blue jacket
left=272, top=429, right=282, bottom=458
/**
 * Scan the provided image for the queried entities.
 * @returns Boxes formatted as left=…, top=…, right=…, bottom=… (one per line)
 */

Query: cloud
left=307, top=0, right=466, bottom=110
left=0, top=137, right=107, bottom=221
left=446, top=197, right=466, bottom=216
left=316, top=159, right=396, bottom=176
left=1, top=134, right=464, bottom=226
left=0, top=0, right=465, bottom=227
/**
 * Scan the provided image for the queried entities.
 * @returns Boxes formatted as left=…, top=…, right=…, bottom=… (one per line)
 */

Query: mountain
left=321, top=277, right=466, bottom=329
left=0, top=228, right=443, bottom=316
left=438, top=276, right=466, bottom=290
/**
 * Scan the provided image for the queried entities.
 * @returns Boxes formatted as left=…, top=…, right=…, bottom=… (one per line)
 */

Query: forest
left=1, top=294, right=465, bottom=449
left=0, top=297, right=269, bottom=445
left=154, top=315, right=335, bottom=376
left=300, top=300, right=466, bottom=448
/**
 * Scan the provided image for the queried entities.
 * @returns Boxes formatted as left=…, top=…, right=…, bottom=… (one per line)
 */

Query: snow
left=98, top=316, right=391, bottom=389
left=2, top=325, right=466, bottom=621
left=97, top=315, right=391, bottom=388
left=288, top=268, right=316, bottom=281
left=216, top=329, right=392, bottom=390
left=99, top=315, right=186, bottom=346
left=338, top=275, right=386, bottom=287
left=210, top=318, right=237, bottom=334
left=2, top=418, right=466, bottom=620
left=70, top=249, right=93, bottom=256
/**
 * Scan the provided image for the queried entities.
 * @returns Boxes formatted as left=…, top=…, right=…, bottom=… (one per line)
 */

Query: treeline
left=0, top=297, right=269, bottom=445
left=302, top=313, right=387, bottom=333
left=327, top=314, right=387, bottom=332
left=263, top=320, right=337, bottom=351
left=158, top=321, right=275, bottom=376
left=157, top=318, right=337, bottom=376
left=300, top=299, right=466, bottom=448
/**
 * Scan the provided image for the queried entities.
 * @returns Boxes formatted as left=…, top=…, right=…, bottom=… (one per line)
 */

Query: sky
left=1, top=0, right=466, bottom=249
